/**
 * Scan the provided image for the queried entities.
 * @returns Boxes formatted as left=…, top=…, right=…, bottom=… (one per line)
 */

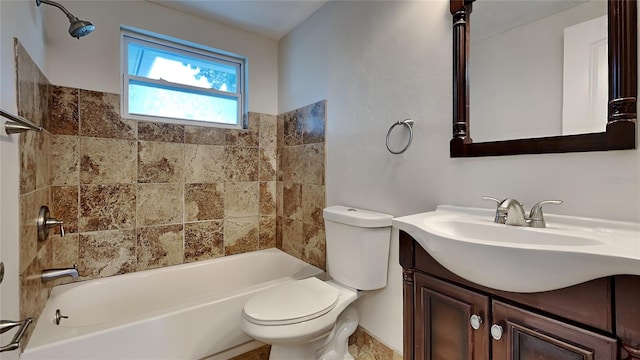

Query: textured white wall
left=279, top=0, right=640, bottom=352
left=0, top=1, right=45, bottom=357
left=42, top=0, right=278, bottom=114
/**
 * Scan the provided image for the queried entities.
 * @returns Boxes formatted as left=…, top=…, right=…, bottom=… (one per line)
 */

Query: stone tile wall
left=48, top=88, right=278, bottom=278
left=276, top=101, right=327, bottom=269
left=17, top=38, right=335, bottom=356
left=15, top=39, right=279, bottom=346
left=349, top=326, right=403, bottom=360
left=15, top=39, right=54, bottom=344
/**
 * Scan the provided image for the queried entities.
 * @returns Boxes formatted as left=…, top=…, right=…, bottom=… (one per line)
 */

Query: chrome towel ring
left=386, top=119, right=414, bottom=154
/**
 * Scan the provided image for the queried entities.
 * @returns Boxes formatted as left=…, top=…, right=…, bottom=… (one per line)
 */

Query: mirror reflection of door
left=562, top=15, right=607, bottom=135
left=469, top=0, right=607, bottom=143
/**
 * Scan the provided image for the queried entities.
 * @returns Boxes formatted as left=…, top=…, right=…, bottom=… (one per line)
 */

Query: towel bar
left=1, top=108, right=44, bottom=134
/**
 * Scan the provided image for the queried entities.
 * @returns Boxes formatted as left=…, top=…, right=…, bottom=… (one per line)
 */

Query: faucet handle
left=482, top=196, right=501, bottom=205
left=528, top=200, right=563, bottom=228
left=482, top=197, right=524, bottom=207
left=37, top=206, right=65, bottom=241
left=482, top=197, right=504, bottom=224
left=45, top=217, right=65, bottom=237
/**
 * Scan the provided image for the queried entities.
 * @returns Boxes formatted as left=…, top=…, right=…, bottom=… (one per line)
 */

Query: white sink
left=393, top=205, right=640, bottom=293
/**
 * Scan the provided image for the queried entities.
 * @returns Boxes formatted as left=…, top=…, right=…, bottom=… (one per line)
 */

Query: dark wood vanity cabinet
left=414, top=273, right=489, bottom=359
left=491, top=300, right=617, bottom=359
left=400, top=231, right=640, bottom=360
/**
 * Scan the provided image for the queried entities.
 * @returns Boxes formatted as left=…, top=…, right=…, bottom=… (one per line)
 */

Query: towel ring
left=386, top=119, right=414, bottom=154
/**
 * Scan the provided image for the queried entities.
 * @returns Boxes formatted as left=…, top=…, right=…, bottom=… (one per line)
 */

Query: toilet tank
left=323, top=205, right=393, bottom=290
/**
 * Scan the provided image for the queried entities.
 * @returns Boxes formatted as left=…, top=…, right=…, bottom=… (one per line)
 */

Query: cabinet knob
left=491, top=324, right=503, bottom=340
left=469, top=314, right=483, bottom=330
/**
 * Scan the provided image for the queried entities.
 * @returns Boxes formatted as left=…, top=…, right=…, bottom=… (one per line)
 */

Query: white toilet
left=240, top=205, right=393, bottom=360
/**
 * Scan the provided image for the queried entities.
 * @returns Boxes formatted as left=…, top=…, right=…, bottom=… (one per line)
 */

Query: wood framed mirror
left=450, top=0, right=637, bottom=157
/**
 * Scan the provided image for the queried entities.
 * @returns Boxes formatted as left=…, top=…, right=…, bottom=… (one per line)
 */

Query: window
left=121, top=28, right=247, bottom=128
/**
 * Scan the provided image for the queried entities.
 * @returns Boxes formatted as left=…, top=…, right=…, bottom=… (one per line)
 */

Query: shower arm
left=36, top=0, right=77, bottom=21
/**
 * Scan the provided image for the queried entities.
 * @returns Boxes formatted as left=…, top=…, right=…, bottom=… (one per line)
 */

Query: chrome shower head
left=68, top=19, right=95, bottom=39
left=36, top=0, right=95, bottom=39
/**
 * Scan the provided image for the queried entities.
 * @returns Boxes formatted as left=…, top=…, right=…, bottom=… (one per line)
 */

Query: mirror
left=471, top=1, right=607, bottom=142
left=450, top=0, right=637, bottom=157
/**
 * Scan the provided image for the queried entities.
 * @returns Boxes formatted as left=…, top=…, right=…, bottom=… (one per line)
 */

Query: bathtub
left=22, top=248, right=323, bottom=359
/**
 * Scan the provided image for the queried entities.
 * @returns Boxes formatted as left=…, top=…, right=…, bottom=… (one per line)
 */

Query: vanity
left=399, top=0, right=640, bottom=355
left=395, top=206, right=640, bottom=360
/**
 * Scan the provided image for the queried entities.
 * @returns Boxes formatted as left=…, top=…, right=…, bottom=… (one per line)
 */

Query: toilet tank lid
left=323, top=205, right=393, bottom=228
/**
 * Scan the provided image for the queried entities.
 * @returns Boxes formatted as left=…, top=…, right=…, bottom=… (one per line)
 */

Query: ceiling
left=148, top=0, right=328, bottom=40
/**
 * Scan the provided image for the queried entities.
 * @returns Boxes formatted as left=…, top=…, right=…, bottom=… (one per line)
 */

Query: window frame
left=120, top=27, right=248, bottom=129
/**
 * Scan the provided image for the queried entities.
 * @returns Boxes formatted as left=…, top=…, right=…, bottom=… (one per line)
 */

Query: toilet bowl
left=240, top=206, right=393, bottom=360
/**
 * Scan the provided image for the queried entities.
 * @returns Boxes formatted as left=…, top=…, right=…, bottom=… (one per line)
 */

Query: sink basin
left=393, top=205, right=640, bottom=293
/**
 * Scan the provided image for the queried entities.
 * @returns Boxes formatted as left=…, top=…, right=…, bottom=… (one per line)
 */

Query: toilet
left=240, top=205, right=393, bottom=360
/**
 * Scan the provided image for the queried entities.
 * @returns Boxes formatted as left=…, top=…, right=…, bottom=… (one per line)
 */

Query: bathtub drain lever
left=54, top=309, right=68, bottom=325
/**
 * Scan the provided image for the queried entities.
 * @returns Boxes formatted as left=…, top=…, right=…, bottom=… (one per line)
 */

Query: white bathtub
left=22, top=249, right=323, bottom=359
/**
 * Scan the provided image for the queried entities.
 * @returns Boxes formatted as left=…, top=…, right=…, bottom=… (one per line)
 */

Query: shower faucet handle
left=46, top=217, right=65, bottom=237
left=37, top=206, right=65, bottom=242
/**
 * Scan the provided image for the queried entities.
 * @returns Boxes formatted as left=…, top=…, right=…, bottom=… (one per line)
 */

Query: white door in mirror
left=562, top=15, right=608, bottom=135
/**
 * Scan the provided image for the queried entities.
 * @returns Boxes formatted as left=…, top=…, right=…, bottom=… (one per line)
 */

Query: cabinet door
left=414, top=273, right=490, bottom=360
left=492, top=300, right=617, bottom=360
left=616, top=276, right=640, bottom=359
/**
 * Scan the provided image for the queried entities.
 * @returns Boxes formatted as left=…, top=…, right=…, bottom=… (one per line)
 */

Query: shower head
left=36, top=0, right=95, bottom=39
left=68, top=19, right=95, bottom=39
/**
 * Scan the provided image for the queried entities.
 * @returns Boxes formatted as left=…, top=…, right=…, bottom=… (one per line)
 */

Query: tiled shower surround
left=277, top=101, right=327, bottom=269
left=16, top=39, right=54, bottom=343
left=48, top=92, right=282, bottom=277
left=15, top=39, right=327, bottom=346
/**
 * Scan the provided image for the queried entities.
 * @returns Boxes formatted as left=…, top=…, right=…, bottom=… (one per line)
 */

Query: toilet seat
left=242, top=277, right=339, bottom=326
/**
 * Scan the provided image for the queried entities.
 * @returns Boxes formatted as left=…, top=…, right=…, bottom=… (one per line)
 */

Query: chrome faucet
left=483, top=197, right=562, bottom=228
left=498, top=198, right=527, bottom=226
left=41, top=264, right=79, bottom=282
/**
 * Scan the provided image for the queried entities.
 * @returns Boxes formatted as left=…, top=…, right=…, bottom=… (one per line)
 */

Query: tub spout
left=41, top=264, right=79, bottom=282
